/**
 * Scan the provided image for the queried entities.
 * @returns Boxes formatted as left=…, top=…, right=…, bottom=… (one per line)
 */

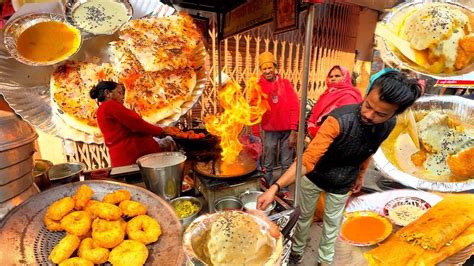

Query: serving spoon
left=375, top=23, right=428, bottom=68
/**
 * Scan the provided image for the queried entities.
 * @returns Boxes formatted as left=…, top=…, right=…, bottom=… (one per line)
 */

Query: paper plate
left=377, top=0, right=474, bottom=80
left=373, top=96, right=474, bottom=192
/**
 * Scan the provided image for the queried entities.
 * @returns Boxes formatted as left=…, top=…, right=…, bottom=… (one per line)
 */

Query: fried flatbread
left=109, top=41, right=196, bottom=124
left=396, top=194, right=474, bottom=251
left=119, top=13, right=201, bottom=72
left=50, top=61, right=115, bottom=135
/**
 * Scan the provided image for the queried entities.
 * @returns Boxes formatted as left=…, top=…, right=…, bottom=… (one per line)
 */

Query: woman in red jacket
left=307, top=65, right=362, bottom=138
left=90, top=81, right=164, bottom=167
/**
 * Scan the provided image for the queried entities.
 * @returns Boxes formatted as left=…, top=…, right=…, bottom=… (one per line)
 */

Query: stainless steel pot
left=240, top=190, right=276, bottom=215
left=214, top=196, right=243, bottom=211
left=137, top=152, right=187, bottom=200
left=48, top=162, right=85, bottom=185
left=0, top=111, right=38, bottom=218
left=33, top=159, right=53, bottom=190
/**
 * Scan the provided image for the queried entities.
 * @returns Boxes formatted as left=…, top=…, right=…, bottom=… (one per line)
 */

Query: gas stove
left=194, top=170, right=262, bottom=212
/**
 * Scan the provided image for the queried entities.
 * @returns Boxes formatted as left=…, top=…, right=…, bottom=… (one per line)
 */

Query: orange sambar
left=16, top=21, right=79, bottom=63
left=341, top=215, right=388, bottom=243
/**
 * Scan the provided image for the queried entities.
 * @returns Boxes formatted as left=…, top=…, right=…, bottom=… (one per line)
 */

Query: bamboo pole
left=294, top=3, right=316, bottom=207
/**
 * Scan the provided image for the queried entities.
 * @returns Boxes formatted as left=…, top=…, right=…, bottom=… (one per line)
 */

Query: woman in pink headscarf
left=307, top=65, right=363, bottom=138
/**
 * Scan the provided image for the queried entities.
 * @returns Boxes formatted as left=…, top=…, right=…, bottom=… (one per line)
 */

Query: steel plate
left=378, top=0, right=474, bottom=79
left=373, top=96, right=474, bottom=192
left=0, top=1, right=207, bottom=144
left=0, top=180, right=184, bottom=265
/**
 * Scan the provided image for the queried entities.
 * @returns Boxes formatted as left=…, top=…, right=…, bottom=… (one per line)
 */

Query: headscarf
left=307, top=65, right=363, bottom=137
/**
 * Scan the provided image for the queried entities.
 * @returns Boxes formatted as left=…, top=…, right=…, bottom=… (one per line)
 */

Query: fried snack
left=119, top=200, right=147, bottom=217
left=61, top=211, right=92, bottom=236
left=44, top=215, right=63, bottom=231
left=83, top=200, right=100, bottom=219
left=91, top=218, right=125, bottom=249
left=78, top=237, right=110, bottom=264
left=46, top=197, right=75, bottom=221
left=102, top=189, right=131, bottom=205
left=126, top=215, right=161, bottom=245
left=108, top=240, right=149, bottom=266
left=90, top=202, right=123, bottom=221
left=397, top=194, right=474, bottom=250
left=58, top=257, right=94, bottom=266
left=365, top=225, right=474, bottom=265
left=49, top=234, right=81, bottom=264
left=74, top=185, right=94, bottom=210
left=447, top=147, right=474, bottom=180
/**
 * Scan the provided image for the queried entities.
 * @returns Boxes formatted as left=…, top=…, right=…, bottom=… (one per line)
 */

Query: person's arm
left=286, top=79, right=300, bottom=132
left=257, top=116, right=340, bottom=209
left=106, top=101, right=163, bottom=135
left=352, top=156, right=371, bottom=193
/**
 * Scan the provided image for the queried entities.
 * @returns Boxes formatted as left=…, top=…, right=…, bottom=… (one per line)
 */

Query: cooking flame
left=205, top=76, right=268, bottom=162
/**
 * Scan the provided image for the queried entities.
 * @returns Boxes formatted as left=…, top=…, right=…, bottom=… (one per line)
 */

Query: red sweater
left=96, top=100, right=163, bottom=167
left=252, top=75, right=299, bottom=136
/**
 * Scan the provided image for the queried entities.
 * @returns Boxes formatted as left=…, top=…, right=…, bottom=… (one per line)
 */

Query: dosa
left=364, top=225, right=474, bottom=265
left=397, top=194, right=474, bottom=250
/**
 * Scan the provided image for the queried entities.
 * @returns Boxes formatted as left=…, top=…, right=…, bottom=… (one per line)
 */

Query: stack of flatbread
left=205, top=212, right=275, bottom=265
left=50, top=13, right=201, bottom=136
left=365, top=194, right=474, bottom=265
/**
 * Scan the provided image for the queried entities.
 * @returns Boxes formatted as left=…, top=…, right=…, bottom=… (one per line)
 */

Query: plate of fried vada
left=0, top=180, right=184, bottom=265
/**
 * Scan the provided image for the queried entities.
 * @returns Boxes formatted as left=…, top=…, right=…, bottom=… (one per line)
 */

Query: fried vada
left=119, top=200, right=147, bottom=217
left=46, top=197, right=75, bottom=221
left=78, top=237, right=110, bottom=264
left=126, top=215, right=161, bottom=245
left=61, top=211, right=92, bottom=236
left=74, top=185, right=94, bottom=210
left=83, top=200, right=100, bottom=219
left=102, top=189, right=131, bottom=205
left=108, top=240, right=148, bottom=266
left=44, top=215, right=63, bottom=232
left=91, top=218, right=125, bottom=249
left=90, top=202, right=123, bottom=221
left=58, top=257, right=94, bottom=266
left=49, top=234, right=81, bottom=264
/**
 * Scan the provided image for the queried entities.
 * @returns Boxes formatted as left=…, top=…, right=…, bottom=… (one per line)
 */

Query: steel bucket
left=136, top=152, right=187, bottom=200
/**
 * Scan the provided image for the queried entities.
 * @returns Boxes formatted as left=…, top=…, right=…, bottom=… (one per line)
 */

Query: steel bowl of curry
left=170, top=196, right=202, bottom=228
left=340, top=211, right=393, bottom=246
left=3, top=13, right=82, bottom=66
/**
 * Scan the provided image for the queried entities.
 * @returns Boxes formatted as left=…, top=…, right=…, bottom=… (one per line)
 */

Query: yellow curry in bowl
left=16, top=21, right=81, bottom=64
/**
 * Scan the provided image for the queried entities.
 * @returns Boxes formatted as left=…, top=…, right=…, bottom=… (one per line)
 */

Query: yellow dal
left=16, top=21, right=80, bottom=63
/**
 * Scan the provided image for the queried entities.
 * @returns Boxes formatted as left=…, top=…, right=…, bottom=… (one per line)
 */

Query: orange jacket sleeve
left=301, top=116, right=340, bottom=172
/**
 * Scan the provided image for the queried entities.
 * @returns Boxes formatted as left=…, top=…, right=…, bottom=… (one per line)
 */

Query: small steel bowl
left=170, top=196, right=202, bottom=228
left=48, top=162, right=85, bottom=185
left=214, top=196, right=243, bottom=212
left=3, top=12, right=82, bottom=66
left=383, top=196, right=431, bottom=227
left=240, top=190, right=276, bottom=216
left=65, top=0, right=133, bottom=36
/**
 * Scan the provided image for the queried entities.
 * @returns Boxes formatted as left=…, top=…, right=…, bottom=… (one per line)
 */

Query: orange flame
left=205, top=76, right=268, bottom=162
